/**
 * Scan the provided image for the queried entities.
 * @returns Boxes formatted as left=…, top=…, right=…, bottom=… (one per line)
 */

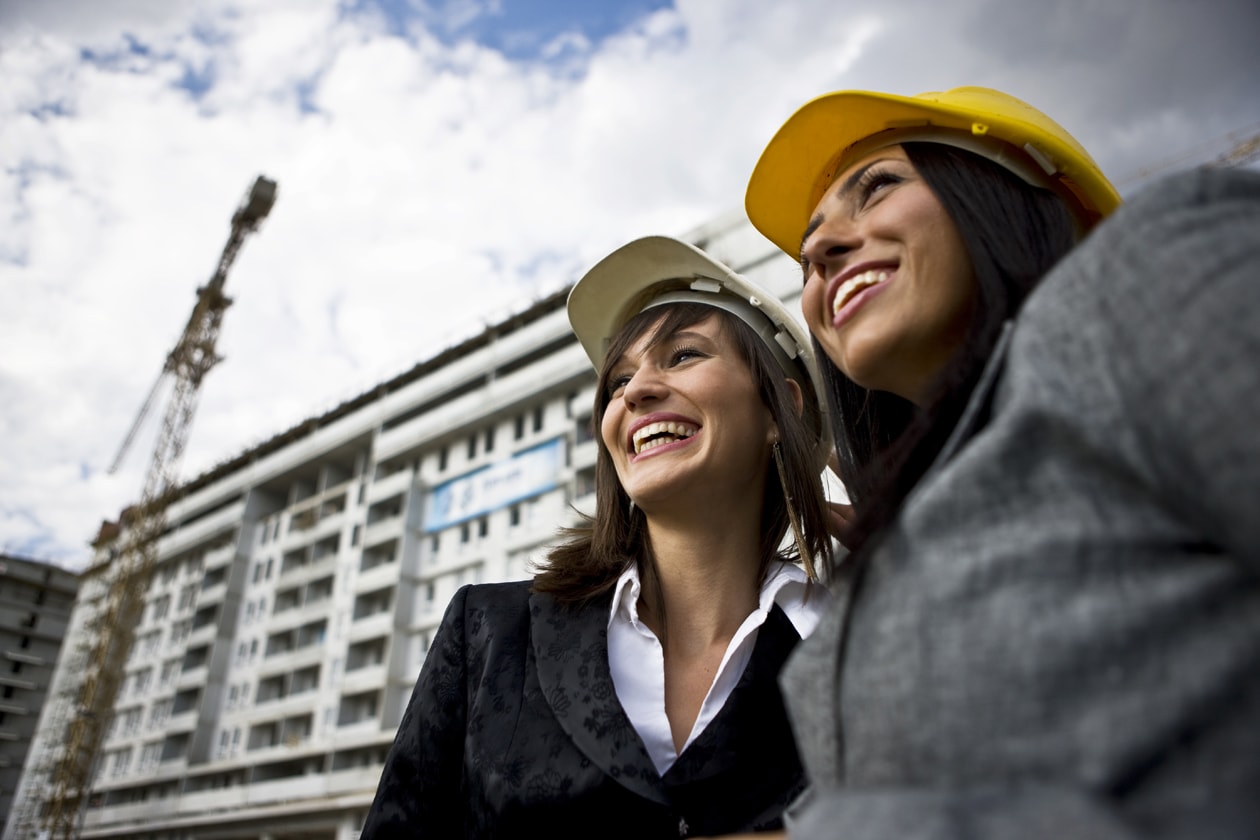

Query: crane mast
left=39, top=175, right=276, bottom=839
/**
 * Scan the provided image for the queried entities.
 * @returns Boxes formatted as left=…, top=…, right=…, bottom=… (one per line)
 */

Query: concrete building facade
left=7, top=213, right=802, bottom=839
left=0, top=555, right=80, bottom=831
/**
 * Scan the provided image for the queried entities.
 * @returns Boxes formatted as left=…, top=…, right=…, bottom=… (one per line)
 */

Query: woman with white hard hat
left=362, top=236, right=836, bottom=837
left=732, top=86, right=1260, bottom=838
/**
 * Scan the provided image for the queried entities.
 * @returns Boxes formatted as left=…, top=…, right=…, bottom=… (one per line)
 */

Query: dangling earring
left=628, top=499, right=636, bottom=516
left=774, top=440, right=817, bottom=581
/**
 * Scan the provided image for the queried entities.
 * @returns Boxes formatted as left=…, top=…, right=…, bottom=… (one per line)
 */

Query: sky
left=2, top=0, right=1258, bottom=571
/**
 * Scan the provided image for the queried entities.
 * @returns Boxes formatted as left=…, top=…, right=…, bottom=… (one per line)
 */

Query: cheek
left=801, top=275, right=826, bottom=330
left=599, top=406, right=622, bottom=453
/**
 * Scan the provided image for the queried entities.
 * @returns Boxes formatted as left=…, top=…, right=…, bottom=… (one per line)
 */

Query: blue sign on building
left=423, top=437, right=565, bottom=532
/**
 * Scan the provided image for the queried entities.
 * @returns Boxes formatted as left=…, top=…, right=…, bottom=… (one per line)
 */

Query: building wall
left=8, top=214, right=804, bottom=840
left=0, top=555, right=80, bottom=834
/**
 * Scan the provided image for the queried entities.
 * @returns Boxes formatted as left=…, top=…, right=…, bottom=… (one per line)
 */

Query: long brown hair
left=533, top=302, right=833, bottom=604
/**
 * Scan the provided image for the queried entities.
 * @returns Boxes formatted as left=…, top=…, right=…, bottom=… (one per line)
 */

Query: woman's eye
left=857, top=170, right=899, bottom=206
left=670, top=346, right=705, bottom=366
left=607, top=374, right=631, bottom=396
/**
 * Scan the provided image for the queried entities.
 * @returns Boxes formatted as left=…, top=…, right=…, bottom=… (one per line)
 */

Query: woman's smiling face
left=599, top=311, right=777, bottom=515
left=799, top=145, right=976, bottom=405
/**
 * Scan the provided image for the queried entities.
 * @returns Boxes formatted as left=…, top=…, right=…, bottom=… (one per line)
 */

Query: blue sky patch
left=348, top=0, right=672, bottom=59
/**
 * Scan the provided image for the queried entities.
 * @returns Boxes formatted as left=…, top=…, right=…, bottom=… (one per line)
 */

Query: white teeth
left=832, top=269, right=890, bottom=317
left=631, top=421, right=698, bottom=455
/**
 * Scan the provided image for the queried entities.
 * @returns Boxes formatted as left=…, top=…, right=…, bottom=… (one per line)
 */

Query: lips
left=631, top=420, right=699, bottom=455
left=825, top=264, right=895, bottom=326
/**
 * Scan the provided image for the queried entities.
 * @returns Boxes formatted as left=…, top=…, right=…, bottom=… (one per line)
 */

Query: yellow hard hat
left=745, top=86, right=1121, bottom=257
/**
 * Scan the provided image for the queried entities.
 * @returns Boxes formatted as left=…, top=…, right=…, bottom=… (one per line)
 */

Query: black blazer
left=361, top=580, right=807, bottom=838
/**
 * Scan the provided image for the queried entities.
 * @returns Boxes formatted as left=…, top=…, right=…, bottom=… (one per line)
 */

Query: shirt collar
left=607, top=560, right=825, bottom=636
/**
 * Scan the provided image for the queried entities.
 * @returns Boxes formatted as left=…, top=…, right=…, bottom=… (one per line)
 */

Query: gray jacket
left=783, top=167, right=1260, bottom=839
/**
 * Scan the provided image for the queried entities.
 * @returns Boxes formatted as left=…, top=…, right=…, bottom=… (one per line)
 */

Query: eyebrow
left=797, top=158, right=890, bottom=261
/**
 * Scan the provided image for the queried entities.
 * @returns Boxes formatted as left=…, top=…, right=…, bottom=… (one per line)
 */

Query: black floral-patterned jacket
left=360, top=579, right=807, bottom=838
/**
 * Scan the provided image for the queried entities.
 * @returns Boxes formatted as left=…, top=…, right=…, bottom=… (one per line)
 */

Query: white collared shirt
left=606, top=560, right=829, bottom=776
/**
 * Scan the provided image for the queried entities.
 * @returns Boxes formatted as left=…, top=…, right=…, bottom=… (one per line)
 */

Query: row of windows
left=435, top=404, right=549, bottom=471
left=145, top=583, right=200, bottom=624
left=425, top=495, right=546, bottom=557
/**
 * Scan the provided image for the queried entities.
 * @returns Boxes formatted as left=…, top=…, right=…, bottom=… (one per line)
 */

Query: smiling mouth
left=631, top=421, right=699, bottom=455
left=832, top=269, right=891, bottom=319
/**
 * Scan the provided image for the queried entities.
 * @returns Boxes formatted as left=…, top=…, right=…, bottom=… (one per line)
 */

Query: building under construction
left=5, top=209, right=803, bottom=840
left=0, top=555, right=80, bottom=830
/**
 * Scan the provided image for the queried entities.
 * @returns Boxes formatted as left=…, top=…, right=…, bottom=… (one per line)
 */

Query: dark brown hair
left=533, top=302, right=833, bottom=604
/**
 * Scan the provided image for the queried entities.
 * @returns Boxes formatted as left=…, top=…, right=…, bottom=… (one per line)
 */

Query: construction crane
left=38, top=175, right=277, bottom=839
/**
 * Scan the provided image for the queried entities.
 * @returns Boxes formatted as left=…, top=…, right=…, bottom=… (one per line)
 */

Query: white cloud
left=2, top=0, right=1256, bottom=568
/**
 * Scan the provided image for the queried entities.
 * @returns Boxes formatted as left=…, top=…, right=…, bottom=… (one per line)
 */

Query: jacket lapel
left=529, top=590, right=669, bottom=805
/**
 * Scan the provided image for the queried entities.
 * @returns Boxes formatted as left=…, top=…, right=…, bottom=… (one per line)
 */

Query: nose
left=801, top=216, right=860, bottom=278
left=622, top=364, right=667, bottom=409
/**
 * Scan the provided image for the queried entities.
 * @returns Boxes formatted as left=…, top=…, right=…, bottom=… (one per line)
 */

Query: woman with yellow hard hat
left=731, top=87, right=1260, bottom=837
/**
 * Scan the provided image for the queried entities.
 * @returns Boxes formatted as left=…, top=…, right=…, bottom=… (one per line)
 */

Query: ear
left=767, top=378, right=804, bottom=446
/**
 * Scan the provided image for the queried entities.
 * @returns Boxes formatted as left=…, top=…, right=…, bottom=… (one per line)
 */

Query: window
left=151, top=595, right=171, bottom=622
left=477, top=516, right=488, bottom=538
left=121, top=707, right=142, bottom=734
left=438, top=446, right=448, bottom=472
left=111, top=748, right=132, bottom=777
left=510, top=505, right=521, bottom=527
left=170, top=619, right=192, bottom=646
left=140, top=742, right=161, bottom=771
left=533, top=405, right=545, bottom=432
left=460, top=523, right=470, bottom=544
left=139, top=631, right=160, bottom=657
left=466, top=435, right=477, bottom=459
left=576, top=413, right=595, bottom=444
left=148, top=700, right=171, bottom=730
left=484, top=426, right=495, bottom=453
left=514, top=414, right=525, bottom=440
left=576, top=467, right=596, bottom=498
left=430, top=534, right=440, bottom=556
